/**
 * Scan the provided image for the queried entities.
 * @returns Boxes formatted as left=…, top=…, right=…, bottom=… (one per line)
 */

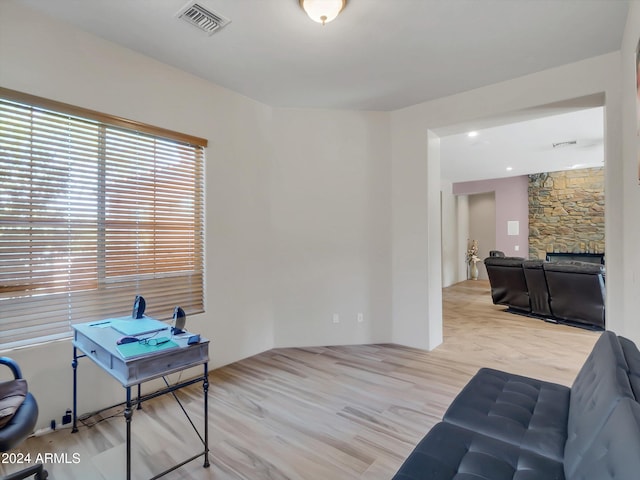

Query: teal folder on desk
left=111, top=317, right=169, bottom=336
left=116, top=338, right=179, bottom=359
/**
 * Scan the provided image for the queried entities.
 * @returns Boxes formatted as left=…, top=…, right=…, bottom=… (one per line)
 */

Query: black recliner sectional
left=544, top=261, right=606, bottom=328
left=483, top=256, right=530, bottom=313
left=523, top=259, right=553, bottom=317
left=392, top=331, right=640, bottom=480
left=484, top=256, right=606, bottom=329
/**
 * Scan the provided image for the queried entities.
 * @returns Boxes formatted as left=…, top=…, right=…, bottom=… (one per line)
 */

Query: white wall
left=390, top=52, right=625, bottom=350
left=441, top=182, right=460, bottom=287
left=391, top=125, right=443, bottom=350
left=0, top=1, right=276, bottom=427
left=0, top=0, right=636, bottom=432
left=621, top=2, right=640, bottom=343
left=468, top=193, right=496, bottom=280
left=270, top=108, right=392, bottom=347
left=0, top=1, right=394, bottom=429
left=457, top=196, right=470, bottom=282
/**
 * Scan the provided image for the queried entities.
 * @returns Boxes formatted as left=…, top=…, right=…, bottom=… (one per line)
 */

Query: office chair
left=0, top=357, right=47, bottom=480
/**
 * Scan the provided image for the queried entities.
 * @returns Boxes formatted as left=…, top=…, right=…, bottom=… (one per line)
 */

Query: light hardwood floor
left=1, top=280, right=599, bottom=479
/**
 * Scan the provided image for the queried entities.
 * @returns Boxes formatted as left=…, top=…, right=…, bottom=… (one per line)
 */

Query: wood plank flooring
left=1, top=280, right=599, bottom=479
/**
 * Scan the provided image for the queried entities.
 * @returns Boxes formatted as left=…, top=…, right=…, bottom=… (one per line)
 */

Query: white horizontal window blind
left=0, top=89, right=206, bottom=349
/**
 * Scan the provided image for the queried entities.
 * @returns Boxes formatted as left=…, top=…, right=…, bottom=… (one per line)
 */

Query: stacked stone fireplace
left=528, top=167, right=604, bottom=260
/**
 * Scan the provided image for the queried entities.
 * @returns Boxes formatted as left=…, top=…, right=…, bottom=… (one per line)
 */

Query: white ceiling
left=441, top=106, right=605, bottom=183
left=16, top=0, right=629, bottom=111
left=13, top=0, right=621, bottom=182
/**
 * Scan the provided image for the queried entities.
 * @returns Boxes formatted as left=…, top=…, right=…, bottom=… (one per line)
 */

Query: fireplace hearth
left=545, top=252, right=604, bottom=265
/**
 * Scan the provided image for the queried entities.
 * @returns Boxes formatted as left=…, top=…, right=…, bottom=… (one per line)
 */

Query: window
left=0, top=88, right=206, bottom=349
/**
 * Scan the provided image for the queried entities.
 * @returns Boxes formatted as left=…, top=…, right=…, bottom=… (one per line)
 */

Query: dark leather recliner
left=0, top=358, right=47, bottom=480
left=522, top=259, right=552, bottom=317
left=543, top=261, right=606, bottom=329
left=483, top=257, right=530, bottom=313
left=489, top=250, right=505, bottom=257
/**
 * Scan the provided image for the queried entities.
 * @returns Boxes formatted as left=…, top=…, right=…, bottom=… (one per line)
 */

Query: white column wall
left=468, top=193, right=497, bottom=281
left=457, top=196, right=470, bottom=282
left=620, top=2, right=640, bottom=343
left=441, top=182, right=460, bottom=287
left=391, top=52, right=625, bottom=349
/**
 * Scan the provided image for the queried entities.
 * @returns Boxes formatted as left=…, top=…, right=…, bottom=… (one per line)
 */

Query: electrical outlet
left=332, top=313, right=339, bottom=324
left=62, top=409, right=72, bottom=425
left=357, top=313, right=364, bottom=323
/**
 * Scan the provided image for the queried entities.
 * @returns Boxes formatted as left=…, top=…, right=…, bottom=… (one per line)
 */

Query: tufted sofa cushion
left=394, top=331, right=640, bottom=480
left=618, top=336, right=640, bottom=398
left=393, top=422, right=565, bottom=480
left=562, top=331, right=634, bottom=477
left=442, top=368, right=570, bottom=461
left=583, top=331, right=628, bottom=369
left=565, top=398, right=640, bottom=480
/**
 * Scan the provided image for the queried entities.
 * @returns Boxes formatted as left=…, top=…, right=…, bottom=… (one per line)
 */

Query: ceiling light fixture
left=506, top=166, right=513, bottom=171
left=467, top=131, right=479, bottom=138
left=300, top=0, right=346, bottom=25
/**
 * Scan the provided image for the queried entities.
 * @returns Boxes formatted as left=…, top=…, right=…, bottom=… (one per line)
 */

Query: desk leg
left=137, top=384, right=142, bottom=410
left=203, top=362, right=210, bottom=468
left=125, top=387, right=132, bottom=480
left=71, top=346, right=79, bottom=434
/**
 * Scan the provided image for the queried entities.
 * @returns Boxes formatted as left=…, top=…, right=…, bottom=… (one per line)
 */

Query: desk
left=71, top=318, right=210, bottom=479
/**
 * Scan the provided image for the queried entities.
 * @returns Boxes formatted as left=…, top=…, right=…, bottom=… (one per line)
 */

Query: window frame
left=0, top=87, right=207, bottom=349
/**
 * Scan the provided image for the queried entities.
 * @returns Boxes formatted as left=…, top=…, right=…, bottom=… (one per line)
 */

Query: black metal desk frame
left=71, top=319, right=210, bottom=479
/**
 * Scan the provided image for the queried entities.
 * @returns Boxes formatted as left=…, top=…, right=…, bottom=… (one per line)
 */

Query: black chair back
left=484, top=257, right=530, bottom=313
left=523, top=259, right=552, bottom=317
left=543, top=262, right=606, bottom=329
left=0, top=358, right=48, bottom=479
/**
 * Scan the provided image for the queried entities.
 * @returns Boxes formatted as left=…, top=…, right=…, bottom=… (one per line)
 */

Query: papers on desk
left=111, top=317, right=169, bottom=336
left=116, top=337, right=178, bottom=359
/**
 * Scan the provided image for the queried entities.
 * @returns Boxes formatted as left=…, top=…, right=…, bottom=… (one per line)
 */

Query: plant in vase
left=466, top=239, right=481, bottom=280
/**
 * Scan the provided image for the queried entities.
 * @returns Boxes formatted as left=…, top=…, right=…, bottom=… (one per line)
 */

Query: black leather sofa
left=484, top=256, right=606, bottom=329
left=523, top=259, right=553, bottom=317
left=392, top=331, right=640, bottom=480
left=483, top=256, right=530, bottom=313
left=544, top=261, right=606, bottom=329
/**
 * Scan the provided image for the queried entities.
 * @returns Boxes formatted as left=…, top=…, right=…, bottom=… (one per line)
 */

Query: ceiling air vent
left=177, top=2, right=231, bottom=35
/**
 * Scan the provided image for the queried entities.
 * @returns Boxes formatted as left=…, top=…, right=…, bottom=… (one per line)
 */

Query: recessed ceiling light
left=467, top=131, right=479, bottom=138
left=506, top=166, right=513, bottom=171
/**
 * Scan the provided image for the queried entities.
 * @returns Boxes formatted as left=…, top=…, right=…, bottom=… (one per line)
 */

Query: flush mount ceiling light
left=300, top=0, right=346, bottom=25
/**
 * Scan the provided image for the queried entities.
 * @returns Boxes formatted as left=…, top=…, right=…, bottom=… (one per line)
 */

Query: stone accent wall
left=529, top=168, right=604, bottom=260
